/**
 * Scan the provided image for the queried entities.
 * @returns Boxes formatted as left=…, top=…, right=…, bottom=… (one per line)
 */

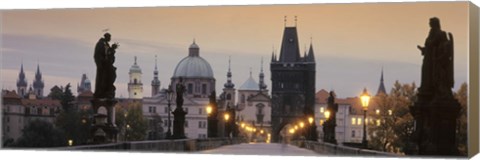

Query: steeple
left=17, top=63, right=28, bottom=97
left=33, top=63, right=44, bottom=98
left=259, top=57, right=267, bottom=90
left=224, top=56, right=235, bottom=89
left=128, top=56, right=143, bottom=99
left=151, top=55, right=161, bottom=96
left=376, top=67, right=387, bottom=96
left=77, top=73, right=92, bottom=94
left=307, top=38, right=315, bottom=62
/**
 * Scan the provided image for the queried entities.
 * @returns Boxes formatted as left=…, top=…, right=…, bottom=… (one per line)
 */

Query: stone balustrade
left=291, top=140, right=402, bottom=157
left=59, top=137, right=246, bottom=152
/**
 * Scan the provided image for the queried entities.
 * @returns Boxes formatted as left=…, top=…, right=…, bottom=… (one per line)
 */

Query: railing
left=291, top=140, right=402, bottom=157
left=58, top=137, right=246, bottom=152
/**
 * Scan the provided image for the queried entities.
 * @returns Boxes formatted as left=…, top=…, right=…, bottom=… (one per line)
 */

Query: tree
left=149, top=113, right=164, bottom=140
left=55, top=83, right=90, bottom=145
left=454, top=82, right=467, bottom=156
left=48, top=85, right=63, bottom=100
left=115, top=101, right=147, bottom=141
left=368, top=81, right=417, bottom=154
left=14, top=119, right=66, bottom=147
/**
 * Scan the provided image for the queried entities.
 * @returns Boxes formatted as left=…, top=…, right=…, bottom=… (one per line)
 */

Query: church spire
left=224, top=56, right=235, bottom=89
left=33, top=62, right=44, bottom=98
left=17, top=63, right=28, bottom=97
left=259, top=57, right=267, bottom=90
left=376, top=67, right=387, bottom=96
left=307, top=38, right=315, bottom=62
left=151, top=55, right=161, bottom=96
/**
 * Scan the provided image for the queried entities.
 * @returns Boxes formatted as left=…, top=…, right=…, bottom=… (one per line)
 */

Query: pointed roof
left=279, top=26, right=301, bottom=62
left=152, top=55, right=161, bottom=86
left=308, top=42, right=315, bottom=62
left=224, top=56, right=235, bottom=89
left=376, top=68, right=387, bottom=95
left=17, top=63, right=27, bottom=87
left=239, top=73, right=259, bottom=91
left=33, top=63, right=44, bottom=89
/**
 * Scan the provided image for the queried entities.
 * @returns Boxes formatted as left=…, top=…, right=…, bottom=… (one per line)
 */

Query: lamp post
left=165, top=85, right=174, bottom=139
left=360, top=88, right=371, bottom=149
left=224, top=112, right=230, bottom=138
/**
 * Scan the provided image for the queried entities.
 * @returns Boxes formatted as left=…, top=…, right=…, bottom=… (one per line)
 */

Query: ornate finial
left=193, top=38, right=196, bottom=44
left=155, top=55, right=158, bottom=69
left=134, top=56, right=137, bottom=65
left=228, top=56, right=231, bottom=72
left=249, top=67, right=252, bottom=77
left=284, top=16, right=287, bottom=27
left=310, top=36, right=313, bottom=44
left=261, top=57, right=264, bottom=72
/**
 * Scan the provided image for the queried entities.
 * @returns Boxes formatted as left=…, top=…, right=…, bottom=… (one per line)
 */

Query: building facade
left=128, top=56, right=144, bottom=99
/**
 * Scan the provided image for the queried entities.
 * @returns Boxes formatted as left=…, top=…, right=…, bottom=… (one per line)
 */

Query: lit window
left=351, top=118, right=356, bottom=125
left=352, top=130, right=356, bottom=137
left=376, top=119, right=381, bottom=126
left=376, top=109, right=380, bottom=115
left=357, top=118, right=362, bottom=125
left=320, top=107, right=324, bottom=113
left=320, top=119, right=324, bottom=125
left=388, top=110, right=393, bottom=116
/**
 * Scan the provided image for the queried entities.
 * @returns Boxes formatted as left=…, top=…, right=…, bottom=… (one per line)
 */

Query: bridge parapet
left=291, top=140, right=402, bottom=157
left=60, top=137, right=246, bottom=152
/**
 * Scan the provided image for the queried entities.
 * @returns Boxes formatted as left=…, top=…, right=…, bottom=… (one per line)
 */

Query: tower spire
left=376, top=67, right=386, bottom=96
left=224, top=56, right=235, bottom=89
left=259, top=57, right=267, bottom=91
left=151, top=55, right=161, bottom=96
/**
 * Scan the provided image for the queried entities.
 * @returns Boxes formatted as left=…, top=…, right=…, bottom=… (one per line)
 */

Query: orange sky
left=1, top=2, right=471, bottom=97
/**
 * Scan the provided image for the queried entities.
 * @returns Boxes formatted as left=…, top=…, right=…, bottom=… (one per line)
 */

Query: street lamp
left=166, top=85, right=174, bottom=139
left=324, top=110, right=331, bottom=120
left=206, top=105, right=212, bottom=115
left=360, top=88, right=371, bottom=149
left=308, top=117, right=314, bottom=125
left=224, top=113, right=230, bottom=121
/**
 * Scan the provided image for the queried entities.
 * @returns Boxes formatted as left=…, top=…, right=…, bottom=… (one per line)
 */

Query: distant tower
left=151, top=55, right=161, bottom=97
left=270, top=18, right=316, bottom=142
left=376, top=68, right=387, bottom=96
left=33, top=64, right=44, bottom=98
left=259, top=57, right=268, bottom=94
left=77, top=73, right=92, bottom=94
left=16, top=63, right=28, bottom=98
left=223, top=57, right=236, bottom=107
left=128, top=56, right=143, bottom=99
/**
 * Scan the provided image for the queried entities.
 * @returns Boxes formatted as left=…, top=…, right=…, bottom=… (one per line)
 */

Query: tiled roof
left=2, top=90, right=21, bottom=99
left=21, top=98, right=61, bottom=107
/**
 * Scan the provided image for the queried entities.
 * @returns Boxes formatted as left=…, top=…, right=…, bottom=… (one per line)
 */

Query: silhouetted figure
left=94, top=33, right=119, bottom=99
left=176, top=77, right=186, bottom=108
left=410, top=17, right=459, bottom=156
left=172, top=77, right=187, bottom=139
left=417, top=17, right=454, bottom=99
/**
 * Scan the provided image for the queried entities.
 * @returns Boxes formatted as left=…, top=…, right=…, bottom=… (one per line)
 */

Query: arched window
left=134, top=78, right=138, bottom=84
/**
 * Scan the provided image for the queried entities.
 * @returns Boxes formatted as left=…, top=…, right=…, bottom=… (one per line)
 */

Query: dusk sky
left=1, top=2, right=470, bottom=98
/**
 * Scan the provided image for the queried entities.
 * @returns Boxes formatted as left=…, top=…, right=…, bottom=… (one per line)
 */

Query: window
left=351, top=118, right=356, bottom=125
left=149, top=106, right=157, bottom=113
left=188, top=84, right=193, bottom=94
left=198, top=108, right=202, bottom=115
left=352, top=130, right=356, bottom=137
left=198, top=121, right=206, bottom=128
left=185, top=107, right=189, bottom=113
left=202, top=84, right=207, bottom=94
left=6, top=116, right=9, bottom=123
left=357, top=118, right=362, bottom=125
left=37, top=108, right=42, bottom=115
left=134, top=78, right=138, bottom=84
left=6, top=126, right=9, bottom=132
left=185, top=120, right=188, bottom=128
left=198, top=121, right=202, bottom=128
left=320, top=107, right=324, bottom=113
left=226, top=94, right=231, bottom=100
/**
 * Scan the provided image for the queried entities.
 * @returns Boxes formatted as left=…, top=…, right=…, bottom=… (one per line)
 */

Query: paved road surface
left=198, top=143, right=321, bottom=156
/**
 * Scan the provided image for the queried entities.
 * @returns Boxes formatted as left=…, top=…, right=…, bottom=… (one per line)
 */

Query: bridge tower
left=270, top=17, right=316, bottom=142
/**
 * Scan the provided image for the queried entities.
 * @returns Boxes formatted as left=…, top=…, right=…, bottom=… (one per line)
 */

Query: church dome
left=129, top=56, right=142, bottom=74
left=239, top=75, right=259, bottom=91
left=172, top=41, right=214, bottom=78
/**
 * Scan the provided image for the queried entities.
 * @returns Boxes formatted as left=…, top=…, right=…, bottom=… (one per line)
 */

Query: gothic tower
left=223, top=56, right=236, bottom=107
left=33, top=64, right=44, bottom=98
left=270, top=18, right=316, bottom=142
left=376, top=68, right=387, bottom=96
left=17, top=63, right=28, bottom=98
left=128, top=56, right=143, bottom=99
left=151, top=55, right=161, bottom=97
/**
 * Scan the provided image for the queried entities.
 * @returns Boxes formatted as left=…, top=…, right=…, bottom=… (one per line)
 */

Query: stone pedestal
left=172, top=108, right=187, bottom=139
left=90, top=99, right=118, bottom=144
left=410, top=97, right=460, bottom=155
